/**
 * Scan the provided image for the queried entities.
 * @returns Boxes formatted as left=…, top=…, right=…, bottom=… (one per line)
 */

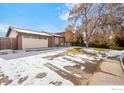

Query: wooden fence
left=0, top=37, right=17, bottom=50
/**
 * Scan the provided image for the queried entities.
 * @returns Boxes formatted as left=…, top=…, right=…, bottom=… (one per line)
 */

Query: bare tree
left=68, top=4, right=104, bottom=47
left=99, top=4, right=124, bottom=44
left=68, top=3, right=124, bottom=47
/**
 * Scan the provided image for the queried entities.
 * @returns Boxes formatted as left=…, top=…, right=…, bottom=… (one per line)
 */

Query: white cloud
left=0, top=24, right=9, bottom=33
left=58, top=3, right=77, bottom=21
left=60, top=12, right=69, bottom=21
left=65, top=3, right=76, bottom=9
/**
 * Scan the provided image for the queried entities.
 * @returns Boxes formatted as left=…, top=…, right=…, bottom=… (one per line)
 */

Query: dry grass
left=65, top=48, right=85, bottom=55
left=92, top=48, right=110, bottom=51
left=65, top=48, right=97, bottom=58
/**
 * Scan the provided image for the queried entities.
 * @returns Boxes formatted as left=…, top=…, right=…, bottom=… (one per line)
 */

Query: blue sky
left=0, top=3, right=71, bottom=36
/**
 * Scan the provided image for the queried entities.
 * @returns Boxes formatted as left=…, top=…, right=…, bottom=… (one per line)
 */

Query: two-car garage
left=6, top=27, right=51, bottom=49
left=6, top=26, right=65, bottom=49
left=22, top=35, right=48, bottom=49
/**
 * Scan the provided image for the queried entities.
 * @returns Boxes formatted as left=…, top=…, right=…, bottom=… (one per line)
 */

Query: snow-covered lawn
left=0, top=47, right=123, bottom=85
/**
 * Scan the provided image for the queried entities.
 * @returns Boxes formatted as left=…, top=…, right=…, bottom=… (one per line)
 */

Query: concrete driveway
left=0, top=47, right=124, bottom=85
left=0, top=47, right=69, bottom=60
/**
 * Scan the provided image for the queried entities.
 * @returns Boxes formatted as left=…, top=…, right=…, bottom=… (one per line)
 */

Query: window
left=23, top=34, right=30, bottom=38
left=31, top=35, right=35, bottom=39
left=38, top=36, right=42, bottom=39
left=23, top=34, right=26, bottom=38
left=23, top=34, right=48, bottom=39
left=31, top=35, right=38, bottom=39
left=43, top=36, right=47, bottom=39
left=33, top=35, right=38, bottom=39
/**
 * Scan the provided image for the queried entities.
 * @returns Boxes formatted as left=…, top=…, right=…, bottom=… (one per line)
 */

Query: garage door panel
left=22, top=37, right=48, bottom=49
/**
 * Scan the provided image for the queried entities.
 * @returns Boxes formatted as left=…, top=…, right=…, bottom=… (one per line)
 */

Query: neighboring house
left=55, top=32, right=65, bottom=37
left=56, top=32, right=74, bottom=46
left=6, top=27, right=65, bottom=49
left=50, top=33, right=64, bottom=47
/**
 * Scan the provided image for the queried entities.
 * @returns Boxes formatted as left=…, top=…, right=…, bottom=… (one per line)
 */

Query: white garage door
left=22, top=36, right=48, bottom=49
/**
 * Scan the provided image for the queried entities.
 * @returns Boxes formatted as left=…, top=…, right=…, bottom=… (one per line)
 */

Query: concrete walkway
left=88, top=58, right=124, bottom=85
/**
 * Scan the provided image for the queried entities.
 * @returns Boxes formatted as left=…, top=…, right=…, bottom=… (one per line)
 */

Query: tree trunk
left=85, top=40, right=89, bottom=48
left=84, top=8, right=89, bottom=48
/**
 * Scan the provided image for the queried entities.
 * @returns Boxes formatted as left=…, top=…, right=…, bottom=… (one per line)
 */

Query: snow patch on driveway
left=0, top=50, right=74, bottom=85
left=0, top=47, right=123, bottom=85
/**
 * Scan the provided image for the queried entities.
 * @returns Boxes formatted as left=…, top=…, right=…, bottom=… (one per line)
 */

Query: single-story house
left=6, top=27, right=65, bottom=49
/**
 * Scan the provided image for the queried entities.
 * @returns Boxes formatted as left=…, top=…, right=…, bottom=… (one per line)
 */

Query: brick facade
left=17, top=33, right=22, bottom=49
left=48, top=37, right=53, bottom=47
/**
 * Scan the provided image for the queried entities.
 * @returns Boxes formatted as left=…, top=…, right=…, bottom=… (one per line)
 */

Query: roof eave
left=6, top=27, right=12, bottom=37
